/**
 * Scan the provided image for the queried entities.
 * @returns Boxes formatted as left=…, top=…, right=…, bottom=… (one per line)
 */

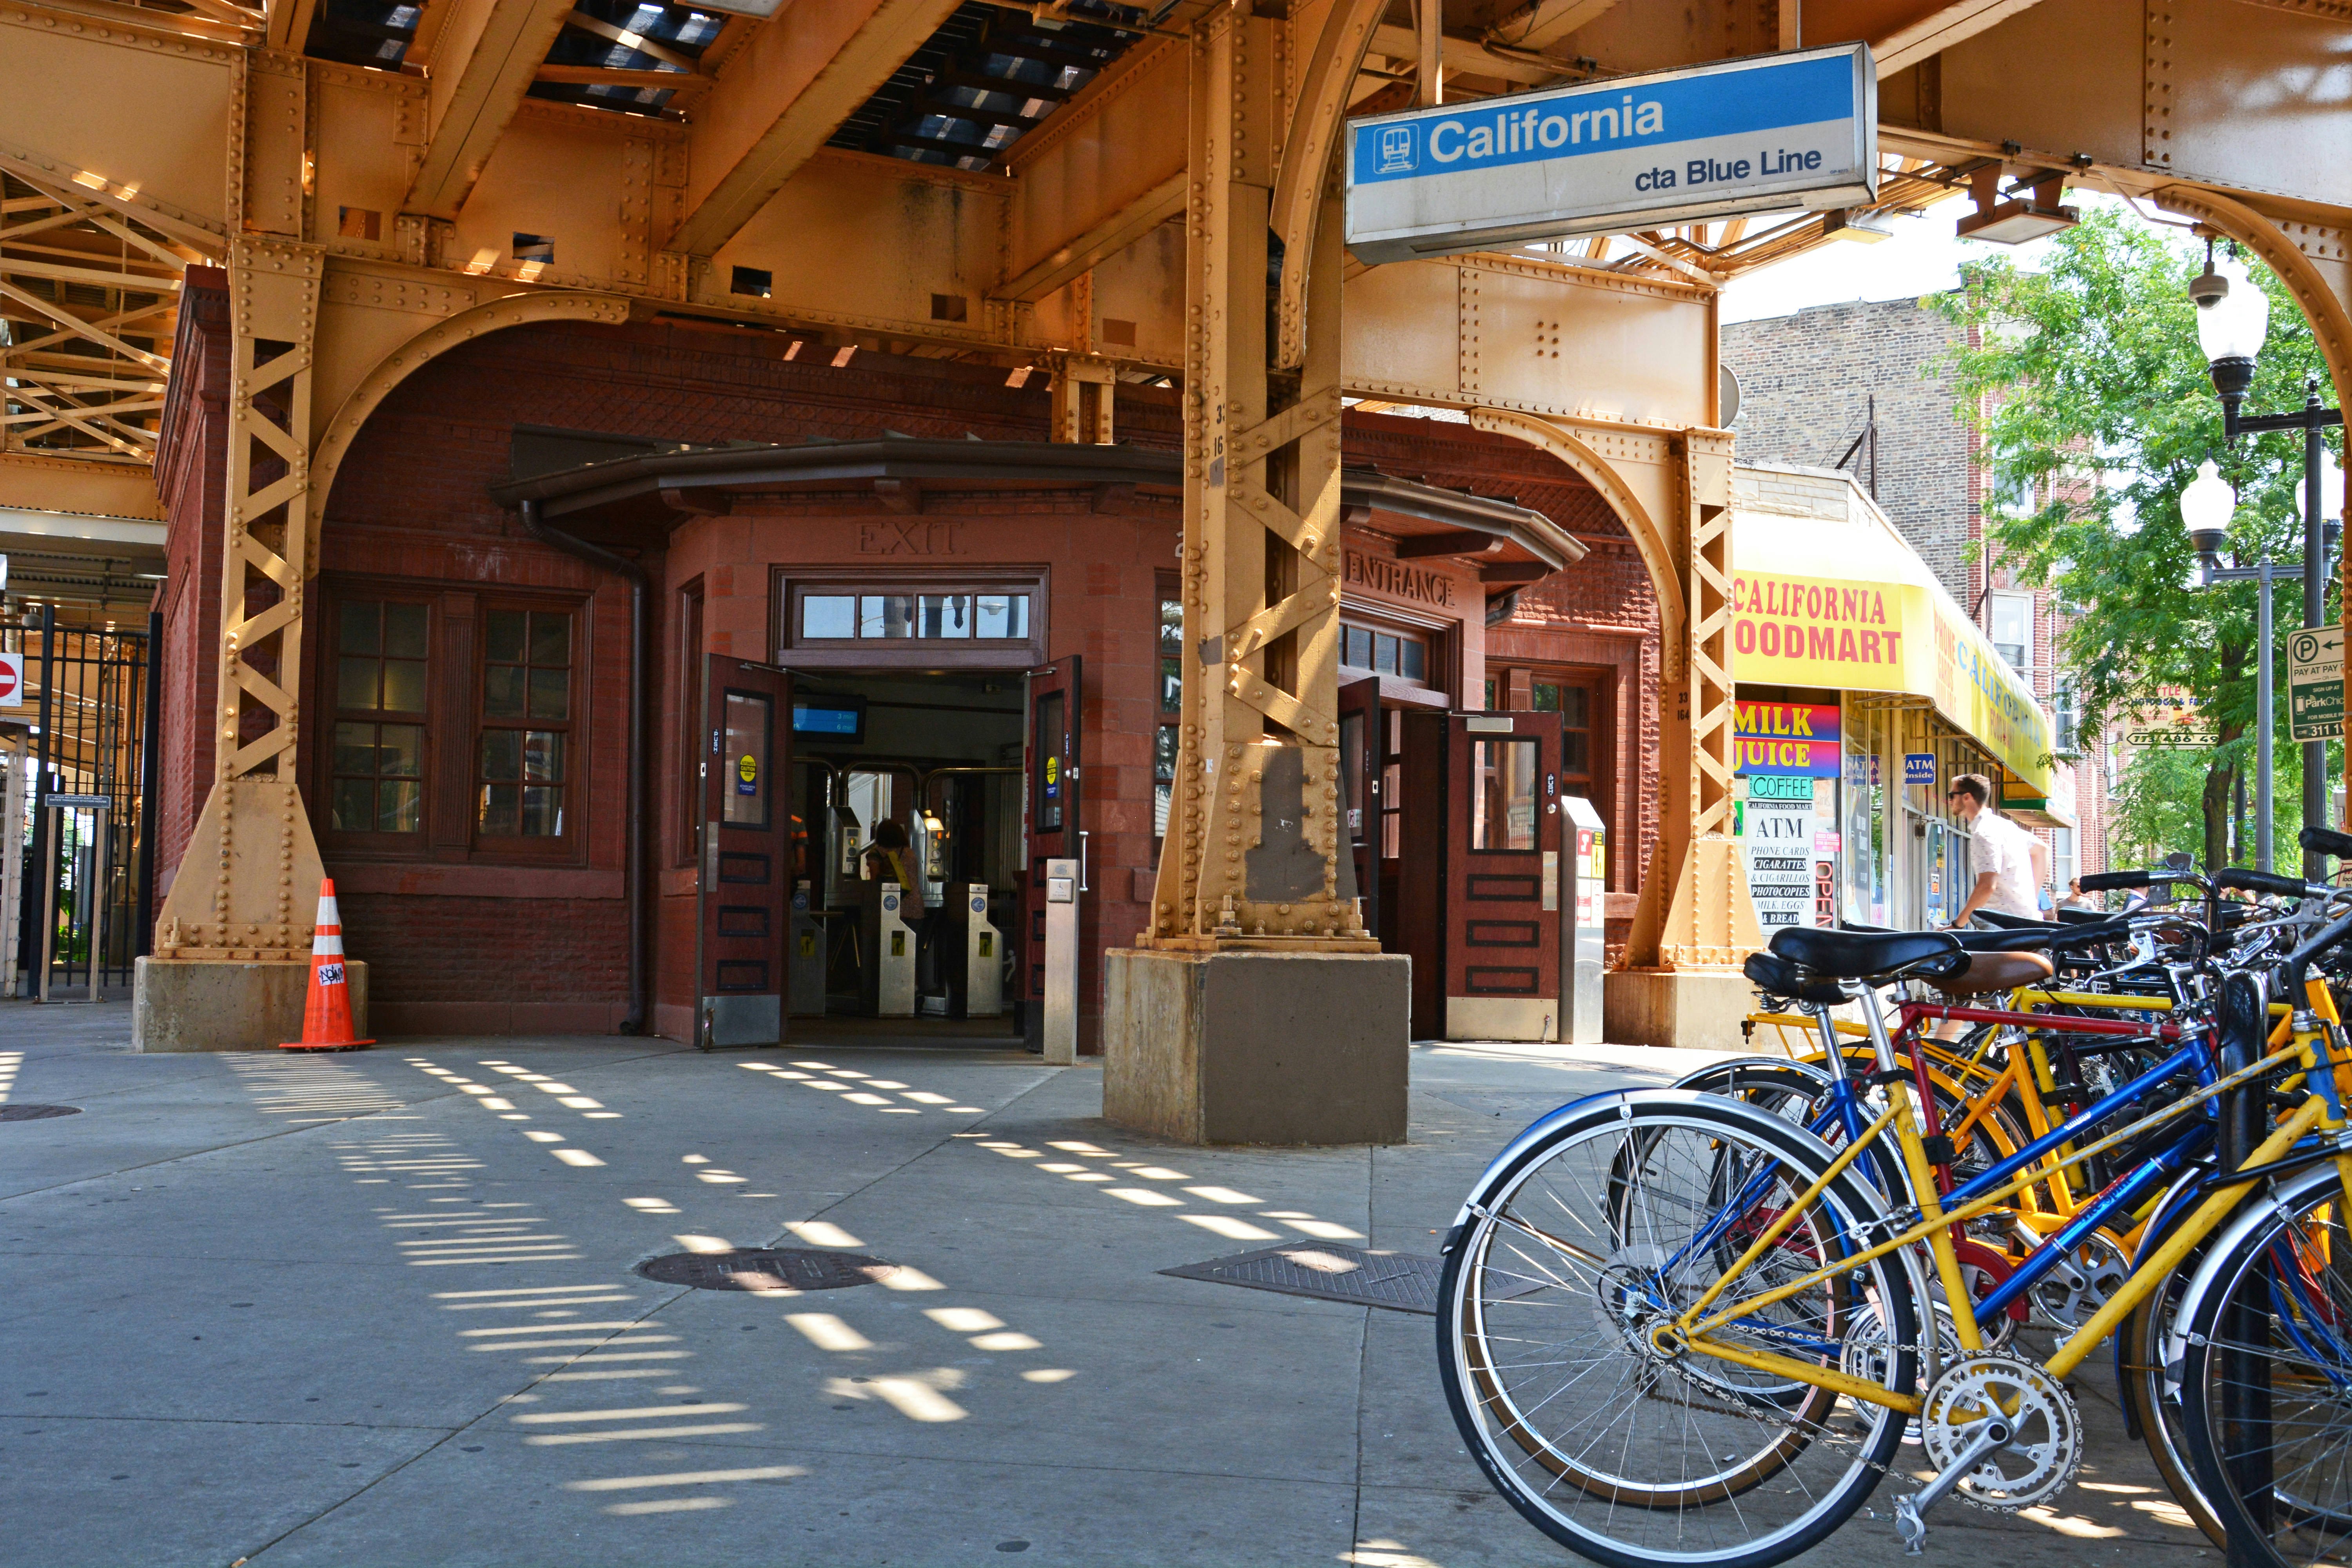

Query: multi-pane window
left=1155, top=584, right=1181, bottom=843
left=1531, top=679, right=1593, bottom=777
left=331, top=600, right=428, bottom=834
left=800, top=591, right=1030, bottom=641
left=478, top=607, right=572, bottom=838
left=1340, top=620, right=1427, bottom=682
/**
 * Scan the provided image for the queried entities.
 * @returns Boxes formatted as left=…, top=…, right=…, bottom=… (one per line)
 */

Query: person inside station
left=1941, top=772, right=2051, bottom=929
left=862, top=818, right=943, bottom=995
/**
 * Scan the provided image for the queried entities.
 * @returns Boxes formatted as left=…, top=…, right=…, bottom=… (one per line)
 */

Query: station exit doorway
left=693, top=657, right=1072, bottom=1050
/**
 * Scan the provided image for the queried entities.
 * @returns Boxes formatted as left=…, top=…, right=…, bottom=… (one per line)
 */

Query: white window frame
left=1989, top=591, right=2033, bottom=675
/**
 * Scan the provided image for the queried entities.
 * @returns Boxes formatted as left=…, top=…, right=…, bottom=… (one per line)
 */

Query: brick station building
left=152, top=270, right=1664, bottom=1045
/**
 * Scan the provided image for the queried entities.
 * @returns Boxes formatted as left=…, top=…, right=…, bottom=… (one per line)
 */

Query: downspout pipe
left=518, top=498, right=648, bottom=1035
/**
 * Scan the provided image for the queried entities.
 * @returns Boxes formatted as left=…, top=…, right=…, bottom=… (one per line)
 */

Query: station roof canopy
left=490, top=426, right=1585, bottom=588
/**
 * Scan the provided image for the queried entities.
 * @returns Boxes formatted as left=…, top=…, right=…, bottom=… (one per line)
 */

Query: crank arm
left=1893, top=1414, right=2013, bottom=1555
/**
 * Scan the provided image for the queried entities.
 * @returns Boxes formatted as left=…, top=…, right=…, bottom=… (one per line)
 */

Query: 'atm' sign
left=0, top=652, right=20, bottom=707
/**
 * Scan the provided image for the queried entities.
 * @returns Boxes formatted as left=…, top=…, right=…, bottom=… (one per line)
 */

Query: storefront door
left=696, top=655, right=792, bottom=1049
left=1020, top=656, right=1082, bottom=1037
left=1339, top=675, right=1383, bottom=942
left=1396, top=711, right=1566, bottom=1041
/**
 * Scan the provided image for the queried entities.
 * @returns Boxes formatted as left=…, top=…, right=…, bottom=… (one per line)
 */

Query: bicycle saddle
left=1924, top=949, right=2055, bottom=998
left=1742, top=950, right=1849, bottom=1006
left=1769, top=926, right=1962, bottom=980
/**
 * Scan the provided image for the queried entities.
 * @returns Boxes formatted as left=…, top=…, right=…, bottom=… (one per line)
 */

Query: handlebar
left=2286, top=907, right=2352, bottom=998
left=2216, top=867, right=2318, bottom=900
left=2303, top=824, right=2352, bottom=860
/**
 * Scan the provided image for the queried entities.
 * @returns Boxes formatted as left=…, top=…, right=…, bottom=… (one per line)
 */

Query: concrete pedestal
left=132, top=958, right=370, bottom=1052
left=1602, top=967, right=1751, bottom=1051
left=1103, top=947, right=1410, bottom=1145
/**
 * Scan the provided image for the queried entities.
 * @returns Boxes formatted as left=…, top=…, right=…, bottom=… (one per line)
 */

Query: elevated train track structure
left=5, top=0, right=2348, bottom=1042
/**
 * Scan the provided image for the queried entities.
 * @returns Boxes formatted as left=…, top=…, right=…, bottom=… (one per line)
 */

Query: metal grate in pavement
left=0, top=1104, right=80, bottom=1122
left=1161, top=1244, right=1442, bottom=1315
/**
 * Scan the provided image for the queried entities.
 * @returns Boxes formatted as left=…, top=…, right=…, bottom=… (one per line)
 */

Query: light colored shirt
left=1969, top=809, right=2042, bottom=918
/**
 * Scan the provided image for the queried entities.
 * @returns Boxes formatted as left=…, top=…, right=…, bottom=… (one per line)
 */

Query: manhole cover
left=637, top=1247, right=895, bottom=1292
left=0, top=1105, right=80, bottom=1122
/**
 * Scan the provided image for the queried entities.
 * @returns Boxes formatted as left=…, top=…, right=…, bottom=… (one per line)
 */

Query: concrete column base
left=1103, top=947, right=1410, bottom=1145
left=1602, top=967, right=1752, bottom=1051
left=132, top=958, right=370, bottom=1052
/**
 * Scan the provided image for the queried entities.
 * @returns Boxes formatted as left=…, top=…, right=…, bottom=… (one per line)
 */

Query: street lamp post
left=2191, top=248, right=2345, bottom=878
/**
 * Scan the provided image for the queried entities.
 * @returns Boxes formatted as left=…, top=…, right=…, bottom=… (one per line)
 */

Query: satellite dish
left=1719, top=363, right=1742, bottom=427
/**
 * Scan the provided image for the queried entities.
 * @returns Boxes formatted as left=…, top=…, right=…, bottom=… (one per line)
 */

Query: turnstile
left=948, top=882, right=1006, bottom=1018
left=788, top=881, right=827, bottom=1017
left=858, top=880, right=916, bottom=1017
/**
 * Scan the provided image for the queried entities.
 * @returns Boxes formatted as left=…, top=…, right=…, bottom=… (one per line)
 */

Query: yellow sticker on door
left=736, top=753, right=757, bottom=795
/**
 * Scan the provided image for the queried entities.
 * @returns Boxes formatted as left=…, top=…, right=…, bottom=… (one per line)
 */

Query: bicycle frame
left=1664, top=980, right=2347, bottom=1416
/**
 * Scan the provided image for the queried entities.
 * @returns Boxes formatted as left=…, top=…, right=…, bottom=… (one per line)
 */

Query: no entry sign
left=0, top=651, right=20, bottom=707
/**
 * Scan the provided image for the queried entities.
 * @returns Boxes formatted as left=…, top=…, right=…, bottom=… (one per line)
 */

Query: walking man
left=1943, top=772, right=2049, bottom=927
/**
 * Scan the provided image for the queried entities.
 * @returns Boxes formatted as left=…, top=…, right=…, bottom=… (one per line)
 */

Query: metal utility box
left=1041, top=856, right=1078, bottom=1063
left=859, top=879, right=916, bottom=1018
left=950, top=883, right=1005, bottom=1018
left=788, top=881, right=827, bottom=1018
left=1563, top=795, right=1608, bottom=1045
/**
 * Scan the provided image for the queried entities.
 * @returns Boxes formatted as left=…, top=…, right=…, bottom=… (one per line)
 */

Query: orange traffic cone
left=282, top=878, right=372, bottom=1052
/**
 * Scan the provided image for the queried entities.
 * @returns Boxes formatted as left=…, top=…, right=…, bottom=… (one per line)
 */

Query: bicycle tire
left=1437, top=1089, right=1918, bottom=1568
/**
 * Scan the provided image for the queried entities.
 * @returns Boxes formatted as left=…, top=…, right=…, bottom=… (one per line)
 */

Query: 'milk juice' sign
left=1345, top=45, right=1877, bottom=264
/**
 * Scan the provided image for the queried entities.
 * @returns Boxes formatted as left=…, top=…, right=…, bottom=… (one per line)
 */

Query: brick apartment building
left=1722, top=296, right=2111, bottom=887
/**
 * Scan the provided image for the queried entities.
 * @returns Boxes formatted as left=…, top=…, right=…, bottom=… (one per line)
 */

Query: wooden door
left=1019, top=655, right=1082, bottom=1037
left=1444, top=713, right=1564, bottom=1041
left=696, top=656, right=791, bottom=1049
left=1338, top=675, right=1383, bottom=942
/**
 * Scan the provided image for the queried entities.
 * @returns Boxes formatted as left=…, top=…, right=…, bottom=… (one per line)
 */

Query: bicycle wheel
left=2180, top=1163, right=2352, bottom=1566
left=1438, top=1089, right=1918, bottom=1568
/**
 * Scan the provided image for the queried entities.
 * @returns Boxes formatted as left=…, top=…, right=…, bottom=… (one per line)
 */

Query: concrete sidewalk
left=0, top=1005, right=2212, bottom=1566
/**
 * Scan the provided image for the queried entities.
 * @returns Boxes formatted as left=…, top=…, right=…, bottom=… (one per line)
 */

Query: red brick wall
left=151, top=267, right=231, bottom=902
left=155, top=318, right=1661, bottom=1038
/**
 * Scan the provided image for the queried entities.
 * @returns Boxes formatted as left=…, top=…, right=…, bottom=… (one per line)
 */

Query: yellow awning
left=1728, top=490, right=2055, bottom=797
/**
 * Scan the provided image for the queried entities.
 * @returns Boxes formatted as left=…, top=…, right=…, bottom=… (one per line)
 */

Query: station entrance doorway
left=695, top=658, right=1055, bottom=1049
left=1341, top=677, right=1599, bottom=1043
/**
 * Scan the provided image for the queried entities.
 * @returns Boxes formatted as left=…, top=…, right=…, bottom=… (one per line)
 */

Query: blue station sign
left=1343, top=44, right=1878, bottom=264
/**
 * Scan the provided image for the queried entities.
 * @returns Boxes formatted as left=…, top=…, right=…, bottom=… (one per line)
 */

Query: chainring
left=2029, top=1230, right=2131, bottom=1331
left=1919, top=1353, right=2082, bottom=1511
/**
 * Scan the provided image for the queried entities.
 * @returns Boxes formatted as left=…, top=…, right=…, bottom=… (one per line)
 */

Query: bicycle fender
left=1444, top=1086, right=1892, bottom=1245
left=2161, top=1156, right=2345, bottom=1379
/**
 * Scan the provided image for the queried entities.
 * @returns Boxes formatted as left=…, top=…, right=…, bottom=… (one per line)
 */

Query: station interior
left=788, top=670, right=1025, bottom=1038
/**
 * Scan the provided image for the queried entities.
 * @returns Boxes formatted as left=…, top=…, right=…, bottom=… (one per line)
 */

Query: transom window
left=800, top=591, right=1031, bottom=641
left=478, top=607, right=572, bottom=838
left=1340, top=620, right=1427, bottom=682
left=331, top=599, right=428, bottom=835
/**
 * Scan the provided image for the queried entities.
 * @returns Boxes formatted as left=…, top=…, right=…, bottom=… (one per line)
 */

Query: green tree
left=1928, top=205, right=2340, bottom=870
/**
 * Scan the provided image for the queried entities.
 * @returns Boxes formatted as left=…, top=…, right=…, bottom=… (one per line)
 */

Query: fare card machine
left=1563, top=796, right=1607, bottom=1045
left=860, top=880, right=916, bottom=1017
left=825, top=804, right=862, bottom=910
left=788, top=880, right=827, bottom=1017
left=951, top=883, right=1005, bottom=1018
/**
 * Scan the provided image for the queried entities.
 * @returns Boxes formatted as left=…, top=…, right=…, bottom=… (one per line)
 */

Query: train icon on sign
left=1376, top=125, right=1416, bottom=174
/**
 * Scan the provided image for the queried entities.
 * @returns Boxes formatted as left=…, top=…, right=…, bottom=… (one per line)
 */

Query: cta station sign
left=1344, top=44, right=1878, bottom=263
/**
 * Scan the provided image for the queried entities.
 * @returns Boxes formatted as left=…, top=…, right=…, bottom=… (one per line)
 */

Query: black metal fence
left=7, top=605, right=158, bottom=997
